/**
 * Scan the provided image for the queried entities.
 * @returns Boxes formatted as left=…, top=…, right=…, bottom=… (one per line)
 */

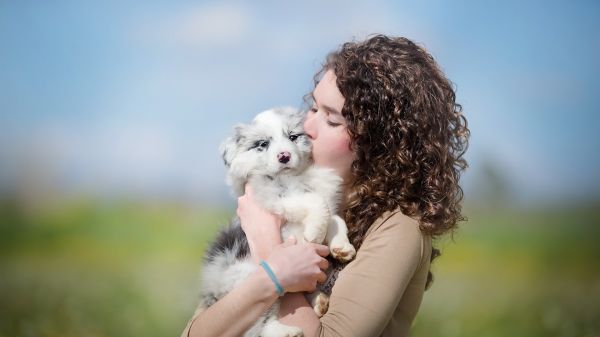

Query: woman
left=182, top=34, right=469, bottom=337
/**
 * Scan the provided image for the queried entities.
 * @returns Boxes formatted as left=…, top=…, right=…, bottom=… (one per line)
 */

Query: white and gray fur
left=199, top=107, right=355, bottom=337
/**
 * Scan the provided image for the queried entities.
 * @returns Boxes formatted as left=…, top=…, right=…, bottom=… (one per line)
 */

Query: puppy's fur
left=199, top=107, right=355, bottom=337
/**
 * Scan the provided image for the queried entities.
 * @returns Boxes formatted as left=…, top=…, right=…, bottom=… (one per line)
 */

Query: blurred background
left=1, top=1, right=599, bottom=336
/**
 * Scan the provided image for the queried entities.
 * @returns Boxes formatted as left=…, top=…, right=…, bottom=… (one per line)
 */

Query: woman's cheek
left=331, top=131, right=353, bottom=158
left=320, top=133, right=354, bottom=174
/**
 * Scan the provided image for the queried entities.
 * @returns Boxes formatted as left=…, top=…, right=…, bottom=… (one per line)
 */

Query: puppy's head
left=220, top=107, right=312, bottom=194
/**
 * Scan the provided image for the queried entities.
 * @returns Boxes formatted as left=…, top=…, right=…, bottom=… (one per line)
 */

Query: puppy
left=199, top=107, right=355, bottom=337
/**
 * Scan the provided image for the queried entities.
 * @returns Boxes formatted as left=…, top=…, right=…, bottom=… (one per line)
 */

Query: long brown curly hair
left=310, top=35, right=469, bottom=289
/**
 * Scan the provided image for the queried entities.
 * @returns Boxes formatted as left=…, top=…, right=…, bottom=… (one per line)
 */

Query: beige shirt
left=316, top=210, right=431, bottom=337
left=181, top=210, right=431, bottom=337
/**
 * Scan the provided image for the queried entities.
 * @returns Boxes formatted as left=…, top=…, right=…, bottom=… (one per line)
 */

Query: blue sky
left=1, top=0, right=599, bottom=206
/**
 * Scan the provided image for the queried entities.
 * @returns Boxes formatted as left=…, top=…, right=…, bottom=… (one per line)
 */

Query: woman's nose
left=303, top=113, right=316, bottom=140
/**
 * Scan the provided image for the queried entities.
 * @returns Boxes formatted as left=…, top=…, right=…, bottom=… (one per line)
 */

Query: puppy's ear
left=278, top=106, right=305, bottom=129
left=219, top=124, right=246, bottom=167
left=277, top=106, right=302, bottom=119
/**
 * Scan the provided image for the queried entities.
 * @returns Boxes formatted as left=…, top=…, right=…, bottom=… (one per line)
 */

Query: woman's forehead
left=314, top=70, right=345, bottom=113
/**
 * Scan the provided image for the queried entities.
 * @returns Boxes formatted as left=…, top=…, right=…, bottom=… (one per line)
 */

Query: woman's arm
left=182, top=186, right=330, bottom=337
left=236, top=185, right=285, bottom=262
left=183, top=236, right=329, bottom=337
left=236, top=185, right=328, bottom=335
left=185, top=267, right=279, bottom=337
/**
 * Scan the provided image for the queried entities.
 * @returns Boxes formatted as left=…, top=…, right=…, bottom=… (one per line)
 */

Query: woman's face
left=303, top=69, right=356, bottom=184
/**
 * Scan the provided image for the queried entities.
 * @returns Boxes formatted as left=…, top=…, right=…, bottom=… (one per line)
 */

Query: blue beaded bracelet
left=259, top=260, right=285, bottom=296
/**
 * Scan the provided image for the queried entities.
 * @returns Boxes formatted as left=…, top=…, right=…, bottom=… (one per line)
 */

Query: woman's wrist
left=259, top=260, right=285, bottom=296
left=247, top=230, right=282, bottom=263
left=252, top=264, right=281, bottom=302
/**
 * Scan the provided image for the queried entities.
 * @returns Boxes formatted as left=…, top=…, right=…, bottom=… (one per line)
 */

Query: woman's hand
left=237, top=185, right=284, bottom=262
left=266, top=236, right=330, bottom=293
left=238, top=184, right=330, bottom=293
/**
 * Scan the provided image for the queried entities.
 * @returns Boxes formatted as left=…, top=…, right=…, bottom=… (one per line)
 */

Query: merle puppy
left=198, top=107, right=355, bottom=337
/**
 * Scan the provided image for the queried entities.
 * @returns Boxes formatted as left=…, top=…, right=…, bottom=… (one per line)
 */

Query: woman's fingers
left=316, top=271, right=327, bottom=284
left=309, top=243, right=330, bottom=257
left=318, top=257, right=329, bottom=271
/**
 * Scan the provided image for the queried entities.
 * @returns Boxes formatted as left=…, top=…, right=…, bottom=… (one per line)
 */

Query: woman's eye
left=327, top=120, right=342, bottom=127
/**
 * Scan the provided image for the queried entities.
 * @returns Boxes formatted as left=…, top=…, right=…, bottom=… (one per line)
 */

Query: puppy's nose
left=278, top=151, right=291, bottom=164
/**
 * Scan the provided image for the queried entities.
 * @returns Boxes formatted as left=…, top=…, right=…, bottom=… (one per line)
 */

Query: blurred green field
left=1, top=199, right=599, bottom=337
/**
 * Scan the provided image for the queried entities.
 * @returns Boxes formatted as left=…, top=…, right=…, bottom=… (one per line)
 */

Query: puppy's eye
left=289, top=133, right=303, bottom=142
left=252, top=140, right=269, bottom=150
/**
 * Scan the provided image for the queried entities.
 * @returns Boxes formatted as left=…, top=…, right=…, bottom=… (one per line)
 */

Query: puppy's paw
left=330, top=241, right=356, bottom=262
left=262, top=321, right=303, bottom=337
left=281, top=326, right=304, bottom=337
left=312, top=292, right=329, bottom=317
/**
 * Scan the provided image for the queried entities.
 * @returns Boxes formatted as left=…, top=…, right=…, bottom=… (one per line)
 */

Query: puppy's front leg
left=280, top=194, right=329, bottom=244
left=301, top=197, right=330, bottom=244
left=327, top=215, right=356, bottom=262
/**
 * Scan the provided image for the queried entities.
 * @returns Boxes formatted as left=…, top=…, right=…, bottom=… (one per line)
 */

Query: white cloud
left=173, top=3, right=253, bottom=47
left=133, top=3, right=255, bottom=49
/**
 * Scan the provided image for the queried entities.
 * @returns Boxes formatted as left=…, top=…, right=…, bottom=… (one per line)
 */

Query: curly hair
left=310, top=35, right=469, bottom=289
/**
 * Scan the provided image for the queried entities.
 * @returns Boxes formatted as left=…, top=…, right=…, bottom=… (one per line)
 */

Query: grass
left=411, top=206, right=600, bottom=337
left=0, top=199, right=598, bottom=337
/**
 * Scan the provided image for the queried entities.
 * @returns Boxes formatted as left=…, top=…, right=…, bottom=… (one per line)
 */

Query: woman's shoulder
left=362, top=209, right=431, bottom=266
left=365, top=209, right=423, bottom=238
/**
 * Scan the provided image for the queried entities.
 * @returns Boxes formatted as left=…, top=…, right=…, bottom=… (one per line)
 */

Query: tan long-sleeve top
left=181, top=209, right=431, bottom=337
left=315, top=210, right=431, bottom=337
